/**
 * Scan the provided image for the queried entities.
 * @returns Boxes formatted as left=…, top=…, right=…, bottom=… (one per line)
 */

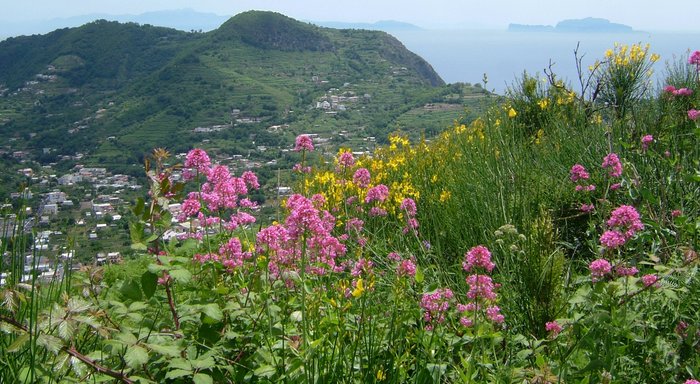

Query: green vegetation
left=0, top=10, right=488, bottom=187
left=2, top=18, right=698, bottom=384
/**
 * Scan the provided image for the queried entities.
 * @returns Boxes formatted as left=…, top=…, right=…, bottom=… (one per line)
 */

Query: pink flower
left=672, top=88, right=693, bottom=96
left=570, top=164, right=590, bottom=182
left=580, top=203, right=595, bottom=213
left=610, top=183, right=621, bottom=191
left=672, top=209, right=682, bottom=218
left=241, top=171, right=260, bottom=189
left=589, top=258, right=612, bottom=282
left=641, top=274, right=659, bottom=288
left=545, top=321, right=562, bottom=336
left=365, top=184, right=389, bottom=203
left=607, top=205, right=644, bottom=239
left=689, top=109, right=700, bottom=121
left=421, top=288, right=453, bottom=327
left=463, top=245, right=495, bottom=273
left=663, top=85, right=677, bottom=93
left=486, top=305, right=505, bottom=324
left=369, top=207, right=387, bottom=217
left=641, top=134, right=653, bottom=151
left=602, top=153, right=623, bottom=178
left=338, top=151, right=355, bottom=167
left=397, top=259, right=417, bottom=277
left=615, top=265, right=639, bottom=277
left=600, top=230, right=626, bottom=249
left=184, top=148, right=211, bottom=174
left=294, top=134, right=314, bottom=152
left=685, top=380, right=700, bottom=384
left=387, top=252, right=402, bottom=262
left=690, top=50, right=700, bottom=65
left=465, top=274, right=498, bottom=301
left=400, top=198, right=417, bottom=216
left=352, top=168, right=371, bottom=188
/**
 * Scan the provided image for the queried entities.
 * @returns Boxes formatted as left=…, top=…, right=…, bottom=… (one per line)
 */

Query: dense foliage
left=1, top=44, right=699, bottom=383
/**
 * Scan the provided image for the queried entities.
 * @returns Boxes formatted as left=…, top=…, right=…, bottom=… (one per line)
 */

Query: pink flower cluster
left=570, top=164, right=595, bottom=192
left=615, top=264, right=639, bottom=277
left=184, top=148, right=211, bottom=175
left=689, top=109, right=700, bottom=121
left=462, top=245, right=495, bottom=273
left=602, top=153, right=623, bottom=178
left=337, top=151, right=355, bottom=168
left=294, top=134, right=314, bottom=152
left=690, top=50, right=700, bottom=66
left=545, top=320, right=562, bottom=337
left=641, top=134, right=653, bottom=151
left=589, top=258, right=612, bottom=282
left=257, top=194, right=347, bottom=278
left=421, top=288, right=454, bottom=330
left=685, top=380, right=700, bottom=384
left=599, top=205, right=643, bottom=250
left=400, top=198, right=419, bottom=235
left=178, top=149, right=259, bottom=241
left=641, top=274, right=660, bottom=288
left=664, top=85, right=693, bottom=96
left=365, top=184, right=389, bottom=203
left=458, top=245, right=504, bottom=327
left=353, top=168, right=371, bottom=188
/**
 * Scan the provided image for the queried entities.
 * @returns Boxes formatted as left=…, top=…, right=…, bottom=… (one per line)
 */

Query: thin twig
left=64, top=346, right=135, bottom=384
left=0, top=314, right=28, bottom=332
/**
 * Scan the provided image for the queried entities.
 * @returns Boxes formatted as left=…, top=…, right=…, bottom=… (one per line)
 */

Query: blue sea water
left=391, top=30, right=700, bottom=94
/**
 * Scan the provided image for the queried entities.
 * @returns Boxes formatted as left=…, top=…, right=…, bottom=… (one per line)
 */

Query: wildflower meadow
left=1, top=44, right=699, bottom=383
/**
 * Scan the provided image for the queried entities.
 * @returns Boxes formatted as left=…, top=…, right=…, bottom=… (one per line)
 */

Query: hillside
left=0, top=11, right=487, bottom=180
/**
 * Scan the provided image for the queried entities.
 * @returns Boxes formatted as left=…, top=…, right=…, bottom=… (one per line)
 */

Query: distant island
left=509, top=17, right=635, bottom=33
left=312, top=20, right=422, bottom=31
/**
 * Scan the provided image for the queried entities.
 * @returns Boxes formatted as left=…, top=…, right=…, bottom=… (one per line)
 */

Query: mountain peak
left=214, top=10, right=334, bottom=52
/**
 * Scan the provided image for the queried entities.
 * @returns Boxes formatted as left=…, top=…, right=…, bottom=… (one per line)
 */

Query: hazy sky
left=1, top=0, right=697, bottom=31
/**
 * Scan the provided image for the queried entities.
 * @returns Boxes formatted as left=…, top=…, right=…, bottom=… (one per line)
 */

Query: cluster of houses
left=315, top=88, right=371, bottom=112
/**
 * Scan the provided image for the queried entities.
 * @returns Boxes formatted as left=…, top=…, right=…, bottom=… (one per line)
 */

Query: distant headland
left=508, top=17, right=635, bottom=33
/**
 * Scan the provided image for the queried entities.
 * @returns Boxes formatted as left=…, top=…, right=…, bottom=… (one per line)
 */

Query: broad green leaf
left=125, top=345, right=149, bottom=368
left=415, top=266, right=424, bottom=283
left=165, top=369, right=193, bottom=380
left=37, top=334, right=63, bottom=354
left=119, top=279, right=143, bottom=301
left=146, top=343, right=182, bottom=358
left=169, top=268, right=192, bottom=284
left=141, top=272, right=158, bottom=299
left=254, top=365, right=277, bottom=378
left=191, top=356, right=215, bottom=370
left=201, top=303, right=223, bottom=322
left=193, top=373, right=213, bottom=384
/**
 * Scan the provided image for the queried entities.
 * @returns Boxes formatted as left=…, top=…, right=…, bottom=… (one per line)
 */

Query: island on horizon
left=508, top=17, right=635, bottom=33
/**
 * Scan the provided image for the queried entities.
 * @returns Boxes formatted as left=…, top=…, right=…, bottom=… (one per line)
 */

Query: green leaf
left=141, top=272, right=158, bottom=299
left=169, top=268, right=192, bottom=284
left=8, top=333, right=30, bottom=352
left=191, top=356, right=216, bottom=370
left=414, top=266, right=424, bottom=283
left=201, top=303, right=223, bottom=322
left=165, top=369, right=193, bottom=380
left=133, top=198, right=145, bottom=217
left=125, top=345, right=149, bottom=368
left=37, top=334, right=63, bottom=354
left=516, top=348, right=533, bottom=360
left=254, top=365, right=277, bottom=378
left=119, top=279, right=143, bottom=301
left=193, top=373, right=213, bottom=384
left=147, top=343, right=182, bottom=358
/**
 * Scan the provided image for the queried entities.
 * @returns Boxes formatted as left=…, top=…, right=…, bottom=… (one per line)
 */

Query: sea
left=391, top=29, right=700, bottom=94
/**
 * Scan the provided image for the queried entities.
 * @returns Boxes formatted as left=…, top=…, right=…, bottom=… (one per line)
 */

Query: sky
left=1, top=0, right=698, bottom=32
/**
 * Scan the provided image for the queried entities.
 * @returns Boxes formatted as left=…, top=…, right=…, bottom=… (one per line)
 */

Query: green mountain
left=0, top=11, right=487, bottom=174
